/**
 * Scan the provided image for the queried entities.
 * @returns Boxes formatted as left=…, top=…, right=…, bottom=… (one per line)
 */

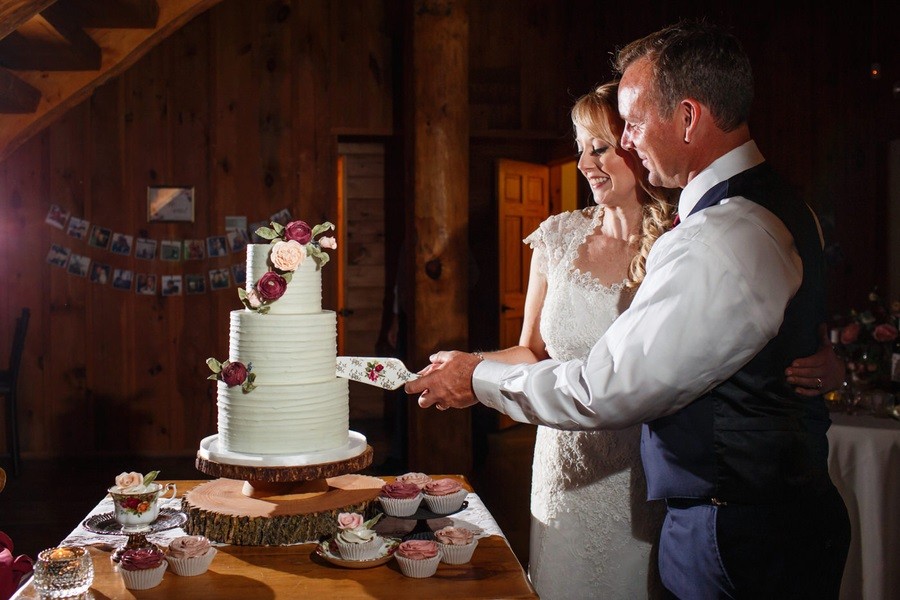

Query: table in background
left=827, top=413, right=900, bottom=600
left=11, top=477, right=537, bottom=599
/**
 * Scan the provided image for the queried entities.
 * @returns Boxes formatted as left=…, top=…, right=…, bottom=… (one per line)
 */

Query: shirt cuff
left=473, top=360, right=508, bottom=413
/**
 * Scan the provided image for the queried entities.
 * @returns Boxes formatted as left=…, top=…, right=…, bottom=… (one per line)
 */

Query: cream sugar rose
left=334, top=513, right=383, bottom=561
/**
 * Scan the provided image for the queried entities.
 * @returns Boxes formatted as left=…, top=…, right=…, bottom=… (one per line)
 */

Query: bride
left=465, top=82, right=841, bottom=599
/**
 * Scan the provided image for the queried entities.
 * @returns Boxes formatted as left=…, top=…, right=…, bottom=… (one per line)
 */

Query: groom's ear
left=679, top=99, right=701, bottom=143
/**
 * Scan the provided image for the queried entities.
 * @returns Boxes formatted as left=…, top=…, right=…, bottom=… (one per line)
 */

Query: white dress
left=524, top=207, right=666, bottom=600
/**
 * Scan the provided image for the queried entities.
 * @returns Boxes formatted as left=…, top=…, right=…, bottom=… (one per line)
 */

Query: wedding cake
left=201, top=220, right=364, bottom=464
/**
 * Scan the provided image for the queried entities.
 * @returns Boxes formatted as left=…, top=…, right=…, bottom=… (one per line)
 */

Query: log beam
left=0, top=67, right=40, bottom=113
left=0, top=0, right=56, bottom=42
left=406, top=0, right=471, bottom=474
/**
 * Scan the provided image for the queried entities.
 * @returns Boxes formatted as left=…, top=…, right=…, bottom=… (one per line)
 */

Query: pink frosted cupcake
left=333, top=512, right=383, bottom=561
left=423, top=478, right=468, bottom=514
left=394, top=540, right=441, bottom=578
left=396, top=472, right=432, bottom=490
left=434, top=526, right=478, bottom=564
left=379, top=481, right=423, bottom=517
left=165, top=535, right=217, bottom=576
left=118, top=547, right=167, bottom=590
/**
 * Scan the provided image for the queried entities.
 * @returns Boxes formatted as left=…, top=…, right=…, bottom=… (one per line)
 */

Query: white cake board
left=197, top=431, right=368, bottom=468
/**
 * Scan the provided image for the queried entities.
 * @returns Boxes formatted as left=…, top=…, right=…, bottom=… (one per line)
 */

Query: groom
left=406, top=20, right=849, bottom=599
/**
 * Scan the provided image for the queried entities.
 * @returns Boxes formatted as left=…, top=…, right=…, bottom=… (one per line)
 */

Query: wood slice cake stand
left=185, top=442, right=384, bottom=546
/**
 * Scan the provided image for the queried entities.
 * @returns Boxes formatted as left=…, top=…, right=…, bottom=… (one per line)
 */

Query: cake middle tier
left=228, top=309, right=337, bottom=382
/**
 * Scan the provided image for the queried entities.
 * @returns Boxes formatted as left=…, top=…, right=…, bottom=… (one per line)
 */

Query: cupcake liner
left=424, top=489, right=468, bottom=514
left=335, top=536, right=382, bottom=561
left=395, top=553, right=441, bottom=578
left=119, top=561, right=167, bottom=590
left=379, top=494, right=423, bottom=517
left=439, top=539, right=478, bottom=564
left=166, top=547, right=217, bottom=576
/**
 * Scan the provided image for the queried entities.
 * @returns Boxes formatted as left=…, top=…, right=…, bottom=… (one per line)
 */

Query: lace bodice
left=524, top=207, right=665, bottom=599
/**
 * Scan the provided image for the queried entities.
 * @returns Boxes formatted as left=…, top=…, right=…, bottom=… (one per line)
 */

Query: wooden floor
left=0, top=421, right=537, bottom=571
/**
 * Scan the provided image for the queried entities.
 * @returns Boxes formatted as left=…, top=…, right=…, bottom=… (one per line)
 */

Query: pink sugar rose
left=397, top=540, right=439, bottom=560
left=221, top=361, right=248, bottom=387
left=319, top=236, right=337, bottom=249
left=873, top=323, right=898, bottom=342
left=337, top=512, right=364, bottom=530
left=256, top=271, right=287, bottom=302
left=245, top=289, right=262, bottom=308
left=424, top=478, right=463, bottom=496
left=270, top=240, right=306, bottom=271
left=840, top=322, right=860, bottom=345
left=283, top=220, right=312, bottom=244
left=115, top=472, right=143, bottom=490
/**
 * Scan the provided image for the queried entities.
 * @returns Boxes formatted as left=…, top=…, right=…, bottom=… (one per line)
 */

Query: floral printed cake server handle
left=335, top=357, right=419, bottom=390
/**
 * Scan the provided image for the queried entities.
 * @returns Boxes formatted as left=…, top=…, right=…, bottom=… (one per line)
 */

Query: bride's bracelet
left=472, top=351, right=485, bottom=361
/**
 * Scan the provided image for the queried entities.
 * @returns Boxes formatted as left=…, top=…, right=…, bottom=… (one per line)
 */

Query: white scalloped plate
left=315, top=537, right=399, bottom=569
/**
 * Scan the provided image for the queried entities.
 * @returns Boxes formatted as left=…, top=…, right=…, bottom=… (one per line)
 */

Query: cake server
left=335, top=356, right=418, bottom=390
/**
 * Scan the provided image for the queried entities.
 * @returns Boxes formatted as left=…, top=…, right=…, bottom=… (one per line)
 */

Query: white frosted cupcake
left=166, top=535, right=217, bottom=576
left=394, top=540, right=441, bottom=578
left=118, top=547, right=167, bottom=590
left=423, top=478, right=468, bottom=514
left=435, top=526, right=478, bottom=564
left=379, top=481, right=423, bottom=517
left=334, top=512, right=383, bottom=561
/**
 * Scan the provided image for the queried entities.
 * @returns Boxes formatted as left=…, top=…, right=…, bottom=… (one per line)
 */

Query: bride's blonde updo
left=570, top=82, right=676, bottom=287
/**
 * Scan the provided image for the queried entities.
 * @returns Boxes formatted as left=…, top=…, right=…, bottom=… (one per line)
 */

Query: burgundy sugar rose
left=256, top=271, right=287, bottom=302
left=840, top=322, right=860, bottom=345
left=221, top=361, right=248, bottom=386
left=873, top=323, right=898, bottom=342
left=283, top=220, right=312, bottom=244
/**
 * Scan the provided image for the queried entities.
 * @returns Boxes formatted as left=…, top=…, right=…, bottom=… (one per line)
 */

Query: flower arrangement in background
left=835, top=289, right=899, bottom=388
left=238, top=219, right=336, bottom=314
left=206, top=358, right=256, bottom=393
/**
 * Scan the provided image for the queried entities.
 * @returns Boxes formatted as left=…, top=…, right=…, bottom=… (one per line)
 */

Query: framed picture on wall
left=148, top=186, right=195, bottom=222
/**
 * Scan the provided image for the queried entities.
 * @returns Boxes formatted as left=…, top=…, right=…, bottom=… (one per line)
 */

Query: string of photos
left=42, top=203, right=293, bottom=297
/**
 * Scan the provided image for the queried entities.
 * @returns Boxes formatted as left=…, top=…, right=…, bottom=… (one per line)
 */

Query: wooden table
left=12, top=478, right=537, bottom=599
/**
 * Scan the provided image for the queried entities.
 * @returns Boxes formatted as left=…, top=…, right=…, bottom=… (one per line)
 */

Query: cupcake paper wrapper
left=166, top=547, right=217, bottom=576
left=395, top=553, right=441, bottom=578
left=335, top=536, right=382, bottom=561
left=424, top=489, right=468, bottom=514
left=120, top=561, right=168, bottom=590
left=379, top=494, right=423, bottom=517
left=439, top=539, right=478, bottom=564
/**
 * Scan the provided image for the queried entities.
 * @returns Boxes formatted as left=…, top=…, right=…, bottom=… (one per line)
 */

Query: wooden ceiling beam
left=56, top=0, right=160, bottom=29
left=0, top=0, right=57, bottom=41
left=0, top=67, right=40, bottom=113
left=0, top=9, right=101, bottom=71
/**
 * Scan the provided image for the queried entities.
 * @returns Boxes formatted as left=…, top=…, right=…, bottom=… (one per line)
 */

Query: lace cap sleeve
left=523, top=210, right=593, bottom=275
left=524, top=221, right=548, bottom=274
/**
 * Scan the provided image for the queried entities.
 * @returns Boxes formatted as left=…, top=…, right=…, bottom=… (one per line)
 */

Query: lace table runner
left=61, top=493, right=504, bottom=549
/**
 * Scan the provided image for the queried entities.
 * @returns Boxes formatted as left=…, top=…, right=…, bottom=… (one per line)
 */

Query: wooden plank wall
left=0, top=0, right=895, bottom=461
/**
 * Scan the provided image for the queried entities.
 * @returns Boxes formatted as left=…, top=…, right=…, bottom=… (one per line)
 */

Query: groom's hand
left=405, top=351, right=482, bottom=411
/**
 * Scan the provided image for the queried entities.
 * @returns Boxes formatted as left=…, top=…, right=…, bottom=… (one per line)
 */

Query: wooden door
left=497, top=159, right=549, bottom=350
left=338, top=143, right=387, bottom=422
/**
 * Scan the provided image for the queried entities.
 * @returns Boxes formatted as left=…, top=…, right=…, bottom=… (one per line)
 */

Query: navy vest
left=641, top=162, right=832, bottom=504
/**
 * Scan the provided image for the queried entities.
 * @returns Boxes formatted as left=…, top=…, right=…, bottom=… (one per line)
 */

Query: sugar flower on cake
left=333, top=512, right=384, bottom=561
left=396, top=472, right=432, bottom=489
left=239, top=219, right=337, bottom=314
left=206, top=357, right=256, bottom=393
left=113, top=470, right=159, bottom=494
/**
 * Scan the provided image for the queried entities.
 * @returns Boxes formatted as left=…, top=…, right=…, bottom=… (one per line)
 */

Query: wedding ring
left=816, top=377, right=823, bottom=389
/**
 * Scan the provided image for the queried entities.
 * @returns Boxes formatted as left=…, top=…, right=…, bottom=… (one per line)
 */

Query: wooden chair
left=0, top=309, right=29, bottom=477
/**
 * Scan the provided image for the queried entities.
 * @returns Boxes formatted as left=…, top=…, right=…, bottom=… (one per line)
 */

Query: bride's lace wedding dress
left=525, top=207, right=666, bottom=600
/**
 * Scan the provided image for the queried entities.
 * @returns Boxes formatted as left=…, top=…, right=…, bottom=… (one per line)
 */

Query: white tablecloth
left=827, top=413, right=900, bottom=600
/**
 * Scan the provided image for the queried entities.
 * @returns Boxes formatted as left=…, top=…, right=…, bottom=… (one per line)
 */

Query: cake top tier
left=237, top=219, right=337, bottom=315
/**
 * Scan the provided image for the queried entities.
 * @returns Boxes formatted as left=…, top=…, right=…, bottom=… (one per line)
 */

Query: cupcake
left=166, top=535, right=217, bottom=576
left=423, top=478, right=468, bottom=514
left=434, top=526, right=478, bottom=564
left=334, top=512, right=383, bottom=561
left=396, top=472, right=432, bottom=489
left=379, top=481, right=423, bottom=517
left=118, top=547, right=167, bottom=590
left=394, top=540, right=441, bottom=578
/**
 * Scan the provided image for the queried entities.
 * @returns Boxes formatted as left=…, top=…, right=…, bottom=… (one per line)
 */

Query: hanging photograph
left=136, top=274, right=157, bottom=295
left=161, top=275, right=183, bottom=296
left=148, top=186, right=195, bottom=222
left=110, top=233, right=134, bottom=256
left=135, top=238, right=158, bottom=260
left=46, top=244, right=71, bottom=268
left=160, top=240, right=182, bottom=261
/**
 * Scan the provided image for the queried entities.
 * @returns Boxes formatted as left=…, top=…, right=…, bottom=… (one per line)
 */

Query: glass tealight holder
left=33, top=546, right=94, bottom=598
